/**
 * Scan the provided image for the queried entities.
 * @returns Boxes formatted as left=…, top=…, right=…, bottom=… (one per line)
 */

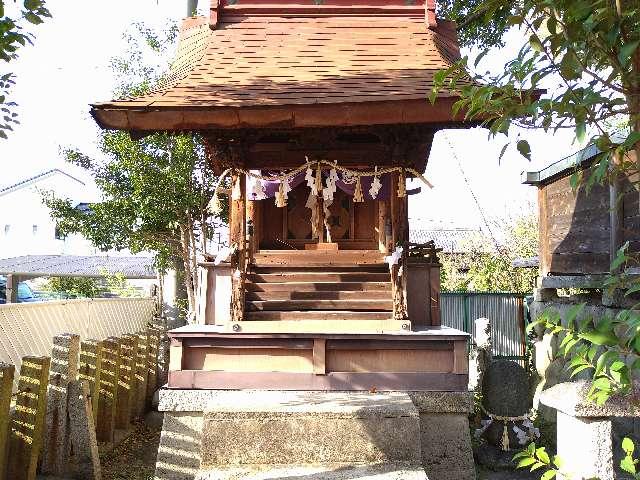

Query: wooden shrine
left=91, top=0, right=472, bottom=391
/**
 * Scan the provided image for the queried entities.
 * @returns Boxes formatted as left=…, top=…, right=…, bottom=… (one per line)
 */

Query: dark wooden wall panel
left=543, top=174, right=611, bottom=274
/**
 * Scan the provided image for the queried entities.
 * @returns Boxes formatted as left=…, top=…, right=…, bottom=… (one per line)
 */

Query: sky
left=0, top=0, right=580, bottom=233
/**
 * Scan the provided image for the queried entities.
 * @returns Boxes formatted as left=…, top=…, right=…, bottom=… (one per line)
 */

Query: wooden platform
left=168, top=325, right=469, bottom=391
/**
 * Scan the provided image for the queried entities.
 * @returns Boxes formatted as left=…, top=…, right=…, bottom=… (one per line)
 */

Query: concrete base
left=154, top=389, right=475, bottom=480
left=194, top=464, right=428, bottom=479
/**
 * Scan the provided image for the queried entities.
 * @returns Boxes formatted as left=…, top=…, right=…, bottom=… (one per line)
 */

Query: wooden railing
left=0, top=320, right=166, bottom=480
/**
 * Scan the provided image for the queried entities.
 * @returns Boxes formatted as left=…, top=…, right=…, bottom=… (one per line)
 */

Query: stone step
left=199, top=391, right=421, bottom=468
left=195, top=464, right=428, bottom=480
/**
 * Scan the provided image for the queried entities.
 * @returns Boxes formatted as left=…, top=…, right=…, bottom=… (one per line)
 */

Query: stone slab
left=540, top=380, right=640, bottom=418
left=200, top=392, right=420, bottom=466
left=194, top=464, right=428, bottom=480
left=409, top=391, right=474, bottom=414
left=159, top=389, right=419, bottom=417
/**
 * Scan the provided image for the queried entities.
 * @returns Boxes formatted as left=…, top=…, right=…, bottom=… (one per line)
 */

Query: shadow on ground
left=100, top=421, right=162, bottom=480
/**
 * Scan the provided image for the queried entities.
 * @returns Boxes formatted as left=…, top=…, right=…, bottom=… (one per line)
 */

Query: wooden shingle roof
left=91, top=1, right=466, bottom=131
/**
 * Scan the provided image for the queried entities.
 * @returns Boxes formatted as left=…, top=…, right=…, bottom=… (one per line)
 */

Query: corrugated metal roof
left=410, top=228, right=486, bottom=253
left=0, top=255, right=156, bottom=279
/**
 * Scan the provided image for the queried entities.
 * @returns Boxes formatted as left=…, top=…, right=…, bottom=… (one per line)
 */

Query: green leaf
left=536, top=447, right=550, bottom=464
left=620, top=455, right=636, bottom=474
left=517, top=140, right=532, bottom=161
left=622, top=437, right=635, bottom=455
left=24, top=11, right=43, bottom=25
left=517, top=457, right=537, bottom=469
left=618, top=39, right=640, bottom=66
left=540, top=470, right=557, bottom=480
left=576, top=122, right=586, bottom=144
left=566, top=303, right=585, bottom=328
left=579, top=331, right=618, bottom=346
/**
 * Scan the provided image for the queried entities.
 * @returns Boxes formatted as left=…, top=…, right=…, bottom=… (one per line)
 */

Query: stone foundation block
left=200, top=391, right=420, bottom=467
left=154, top=412, right=204, bottom=480
left=410, top=391, right=475, bottom=480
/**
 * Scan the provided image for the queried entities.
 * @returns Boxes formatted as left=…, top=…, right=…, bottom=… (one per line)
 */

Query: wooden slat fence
left=0, top=298, right=156, bottom=388
left=0, top=323, right=164, bottom=480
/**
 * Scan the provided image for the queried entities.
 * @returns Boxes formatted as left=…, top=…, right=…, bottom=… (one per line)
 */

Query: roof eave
left=90, top=97, right=477, bottom=132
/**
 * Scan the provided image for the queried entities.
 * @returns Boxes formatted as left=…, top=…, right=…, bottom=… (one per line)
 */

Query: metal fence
left=441, top=292, right=528, bottom=364
left=0, top=297, right=156, bottom=371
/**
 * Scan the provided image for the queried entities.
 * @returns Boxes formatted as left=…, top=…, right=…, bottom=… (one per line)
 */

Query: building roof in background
left=512, top=256, right=539, bottom=268
left=410, top=228, right=486, bottom=253
left=0, top=169, right=84, bottom=197
left=0, top=255, right=156, bottom=279
left=522, top=130, right=628, bottom=186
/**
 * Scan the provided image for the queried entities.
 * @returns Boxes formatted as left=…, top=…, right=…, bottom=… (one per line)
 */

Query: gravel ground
left=100, top=421, right=162, bottom=480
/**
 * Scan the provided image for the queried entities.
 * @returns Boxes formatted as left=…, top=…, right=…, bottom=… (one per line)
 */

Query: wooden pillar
left=377, top=200, right=389, bottom=254
left=316, top=196, right=326, bottom=243
left=230, top=172, right=247, bottom=322
left=79, top=339, right=103, bottom=427
left=115, top=336, right=135, bottom=430
left=390, top=173, right=408, bottom=321
left=96, top=337, right=120, bottom=443
left=0, top=362, right=15, bottom=480
left=246, top=198, right=259, bottom=262
left=8, top=356, right=51, bottom=480
left=42, top=333, right=80, bottom=476
left=610, top=153, right=624, bottom=271
left=145, top=327, right=160, bottom=408
left=537, top=187, right=550, bottom=277
left=134, top=331, right=149, bottom=417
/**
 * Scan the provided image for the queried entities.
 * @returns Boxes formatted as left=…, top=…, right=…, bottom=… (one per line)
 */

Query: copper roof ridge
left=211, top=0, right=436, bottom=27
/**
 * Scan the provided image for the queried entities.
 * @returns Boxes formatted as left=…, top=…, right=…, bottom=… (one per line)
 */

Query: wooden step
left=246, top=299, right=393, bottom=311
left=253, top=250, right=385, bottom=266
left=245, top=281, right=391, bottom=292
left=248, top=272, right=390, bottom=283
left=251, top=265, right=389, bottom=273
left=245, top=290, right=391, bottom=301
left=245, top=311, right=392, bottom=321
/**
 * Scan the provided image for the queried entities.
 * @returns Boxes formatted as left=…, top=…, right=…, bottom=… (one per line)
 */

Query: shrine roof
left=91, top=1, right=469, bottom=131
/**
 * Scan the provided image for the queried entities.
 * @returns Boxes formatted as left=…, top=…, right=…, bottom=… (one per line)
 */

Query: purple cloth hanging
left=247, top=170, right=420, bottom=201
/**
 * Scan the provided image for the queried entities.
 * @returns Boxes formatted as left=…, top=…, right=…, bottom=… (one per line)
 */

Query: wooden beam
left=168, top=370, right=468, bottom=392
left=312, top=339, right=326, bottom=375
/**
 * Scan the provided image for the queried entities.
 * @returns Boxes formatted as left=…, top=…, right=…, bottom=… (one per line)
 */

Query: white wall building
left=0, top=169, right=103, bottom=259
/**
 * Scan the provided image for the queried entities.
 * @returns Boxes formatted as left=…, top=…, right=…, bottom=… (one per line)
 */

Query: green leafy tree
left=436, top=0, right=640, bottom=405
left=42, top=276, right=101, bottom=299
left=44, top=23, right=223, bottom=317
left=441, top=213, right=538, bottom=294
left=434, top=0, right=639, bottom=185
left=0, top=0, right=51, bottom=139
